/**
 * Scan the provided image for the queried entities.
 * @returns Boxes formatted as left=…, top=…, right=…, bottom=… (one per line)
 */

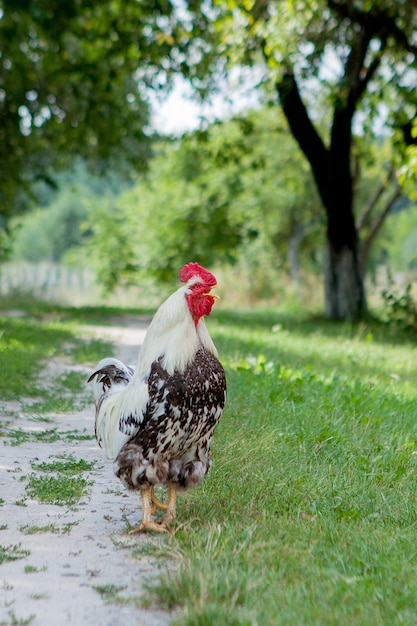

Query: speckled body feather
left=114, top=347, right=226, bottom=491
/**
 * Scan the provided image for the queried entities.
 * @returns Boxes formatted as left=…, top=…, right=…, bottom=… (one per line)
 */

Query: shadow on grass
left=2, top=293, right=414, bottom=346
left=208, top=311, right=417, bottom=393
left=0, top=315, right=112, bottom=401
left=215, top=309, right=416, bottom=347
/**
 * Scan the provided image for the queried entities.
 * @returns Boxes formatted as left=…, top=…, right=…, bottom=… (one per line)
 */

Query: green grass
left=145, top=310, right=417, bottom=626
left=0, top=427, right=95, bottom=446
left=0, top=312, right=112, bottom=405
left=0, top=612, right=35, bottom=626
left=30, top=454, right=97, bottom=475
left=93, top=584, right=128, bottom=604
left=3, top=300, right=417, bottom=624
left=25, top=474, right=91, bottom=506
left=25, top=454, right=95, bottom=506
left=24, top=565, right=47, bottom=574
left=0, top=544, right=30, bottom=564
left=20, top=522, right=78, bottom=535
left=21, top=449, right=96, bottom=506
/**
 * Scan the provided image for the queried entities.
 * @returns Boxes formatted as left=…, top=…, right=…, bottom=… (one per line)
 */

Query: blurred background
left=1, top=0, right=417, bottom=321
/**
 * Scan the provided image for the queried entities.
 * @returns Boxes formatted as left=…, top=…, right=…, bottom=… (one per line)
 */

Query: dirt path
left=0, top=321, right=175, bottom=626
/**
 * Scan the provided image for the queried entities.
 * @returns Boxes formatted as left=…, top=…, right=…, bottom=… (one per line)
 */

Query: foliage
left=84, top=107, right=323, bottom=294
left=208, top=0, right=417, bottom=151
left=0, top=0, right=213, bottom=223
left=400, top=141, right=417, bottom=199
left=376, top=203, right=417, bottom=272
left=381, top=280, right=417, bottom=332
left=173, top=0, right=417, bottom=318
left=11, top=189, right=89, bottom=262
left=10, top=161, right=127, bottom=262
left=3, top=0, right=417, bottom=319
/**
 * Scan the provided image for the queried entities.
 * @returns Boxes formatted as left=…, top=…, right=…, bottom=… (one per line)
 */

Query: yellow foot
left=129, top=520, right=168, bottom=534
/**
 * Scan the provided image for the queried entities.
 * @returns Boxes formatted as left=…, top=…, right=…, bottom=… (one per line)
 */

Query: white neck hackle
left=133, top=283, right=218, bottom=378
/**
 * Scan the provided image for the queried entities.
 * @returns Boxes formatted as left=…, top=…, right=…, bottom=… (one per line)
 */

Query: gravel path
left=0, top=321, right=175, bottom=626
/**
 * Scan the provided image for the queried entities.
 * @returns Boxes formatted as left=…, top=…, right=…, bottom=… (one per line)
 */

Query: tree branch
left=327, top=0, right=417, bottom=55
left=360, top=185, right=401, bottom=265
left=356, top=166, right=396, bottom=231
left=401, top=117, right=417, bottom=145
left=356, top=43, right=385, bottom=102
left=276, top=69, right=330, bottom=207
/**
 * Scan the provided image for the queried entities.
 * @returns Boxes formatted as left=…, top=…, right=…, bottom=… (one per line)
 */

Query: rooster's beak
left=208, top=286, right=220, bottom=299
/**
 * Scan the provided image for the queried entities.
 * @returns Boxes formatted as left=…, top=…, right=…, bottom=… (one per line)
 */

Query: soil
left=0, top=320, right=175, bottom=626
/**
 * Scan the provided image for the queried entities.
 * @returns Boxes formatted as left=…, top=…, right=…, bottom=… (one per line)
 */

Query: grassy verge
left=0, top=306, right=113, bottom=407
left=2, top=299, right=417, bottom=624
left=150, top=311, right=417, bottom=626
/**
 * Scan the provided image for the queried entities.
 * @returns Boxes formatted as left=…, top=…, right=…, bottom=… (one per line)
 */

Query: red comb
left=179, top=262, right=217, bottom=286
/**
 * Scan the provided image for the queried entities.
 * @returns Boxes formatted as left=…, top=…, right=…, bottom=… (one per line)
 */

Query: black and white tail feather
left=87, top=357, right=143, bottom=457
left=88, top=358, right=135, bottom=404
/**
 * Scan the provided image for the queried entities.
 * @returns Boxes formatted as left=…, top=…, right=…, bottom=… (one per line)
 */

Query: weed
left=55, top=370, right=87, bottom=394
left=1, top=428, right=94, bottom=446
left=20, top=523, right=78, bottom=535
left=0, top=544, right=30, bottom=564
left=381, top=279, right=417, bottom=331
left=33, top=429, right=59, bottom=442
left=1, top=430, right=31, bottom=446
left=1, top=429, right=59, bottom=446
left=93, top=584, right=128, bottom=604
left=69, top=337, right=114, bottom=363
left=63, top=429, right=95, bottom=441
left=28, top=415, right=54, bottom=423
left=31, top=593, right=49, bottom=600
left=5, top=302, right=417, bottom=624
left=30, top=455, right=96, bottom=475
left=25, top=474, right=91, bottom=506
left=24, top=565, right=47, bottom=573
left=1, top=612, right=36, bottom=625
left=102, top=487, right=124, bottom=496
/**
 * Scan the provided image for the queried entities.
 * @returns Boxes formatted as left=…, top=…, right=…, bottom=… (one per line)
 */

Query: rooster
left=88, top=263, right=226, bottom=532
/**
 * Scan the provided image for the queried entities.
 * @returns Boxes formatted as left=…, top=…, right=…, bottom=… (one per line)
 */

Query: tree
left=11, top=160, right=127, bottom=262
left=83, top=107, right=323, bottom=297
left=0, top=0, right=211, bottom=225
left=184, top=0, right=417, bottom=319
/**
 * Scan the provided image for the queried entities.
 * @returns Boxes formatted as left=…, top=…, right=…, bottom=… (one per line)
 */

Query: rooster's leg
left=163, top=481, right=177, bottom=525
left=151, top=486, right=168, bottom=512
left=129, top=487, right=168, bottom=534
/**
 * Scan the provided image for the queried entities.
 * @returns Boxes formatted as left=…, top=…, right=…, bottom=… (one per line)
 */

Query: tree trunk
left=323, top=190, right=367, bottom=320
left=276, top=69, right=369, bottom=320
left=324, top=240, right=366, bottom=320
